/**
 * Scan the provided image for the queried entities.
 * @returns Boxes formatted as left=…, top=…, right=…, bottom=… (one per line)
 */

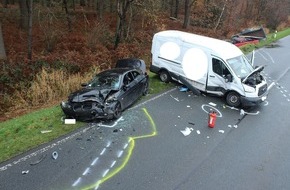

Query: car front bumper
left=60, top=101, right=115, bottom=121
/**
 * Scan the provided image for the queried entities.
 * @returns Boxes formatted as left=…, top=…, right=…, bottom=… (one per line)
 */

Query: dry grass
left=3, top=66, right=100, bottom=120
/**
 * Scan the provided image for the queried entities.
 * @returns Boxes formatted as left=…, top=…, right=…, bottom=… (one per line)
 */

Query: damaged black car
left=61, top=63, right=149, bottom=121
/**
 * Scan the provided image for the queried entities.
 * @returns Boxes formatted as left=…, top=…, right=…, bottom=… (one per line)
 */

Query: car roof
left=115, top=58, right=146, bottom=74
left=98, top=67, right=137, bottom=76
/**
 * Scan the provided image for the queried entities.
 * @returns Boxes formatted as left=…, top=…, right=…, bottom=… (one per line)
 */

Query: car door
left=206, top=56, right=232, bottom=96
left=119, top=71, right=138, bottom=108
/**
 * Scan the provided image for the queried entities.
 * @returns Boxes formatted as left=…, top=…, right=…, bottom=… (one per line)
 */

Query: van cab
left=150, top=30, right=268, bottom=107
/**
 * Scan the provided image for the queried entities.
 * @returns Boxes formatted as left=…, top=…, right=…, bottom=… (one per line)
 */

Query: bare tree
left=170, top=0, right=179, bottom=18
left=114, top=0, right=134, bottom=49
left=27, top=0, right=33, bottom=60
left=63, top=0, right=72, bottom=32
left=0, top=23, right=7, bottom=60
left=18, top=0, right=29, bottom=29
left=214, top=0, right=227, bottom=31
left=183, top=0, right=196, bottom=28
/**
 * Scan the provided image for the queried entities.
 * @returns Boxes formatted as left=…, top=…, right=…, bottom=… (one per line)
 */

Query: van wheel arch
left=159, top=69, right=171, bottom=83
left=225, top=91, right=241, bottom=107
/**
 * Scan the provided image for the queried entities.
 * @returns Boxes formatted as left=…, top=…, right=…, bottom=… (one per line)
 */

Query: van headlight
left=243, top=84, right=255, bottom=93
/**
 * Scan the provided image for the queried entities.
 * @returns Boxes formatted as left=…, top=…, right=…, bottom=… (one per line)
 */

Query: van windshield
left=227, top=55, right=253, bottom=79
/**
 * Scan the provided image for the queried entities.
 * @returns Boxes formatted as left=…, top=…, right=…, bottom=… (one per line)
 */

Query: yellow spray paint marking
left=82, top=108, right=157, bottom=190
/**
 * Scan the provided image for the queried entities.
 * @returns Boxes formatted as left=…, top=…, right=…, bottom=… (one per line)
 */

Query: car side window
left=124, top=73, right=133, bottom=85
left=131, top=71, right=140, bottom=79
left=212, top=58, right=230, bottom=77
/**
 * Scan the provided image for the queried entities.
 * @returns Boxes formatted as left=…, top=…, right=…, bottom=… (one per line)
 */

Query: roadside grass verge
left=0, top=105, right=83, bottom=163
left=1, top=28, right=289, bottom=164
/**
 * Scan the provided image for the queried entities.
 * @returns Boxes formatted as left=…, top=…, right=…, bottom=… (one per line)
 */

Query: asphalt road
left=0, top=36, right=290, bottom=190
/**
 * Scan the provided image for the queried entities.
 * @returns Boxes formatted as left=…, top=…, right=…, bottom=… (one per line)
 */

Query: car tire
left=226, top=91, right=241, bottom=107
left=143, top=80, right=149, bottom=96
left=113, top=102, right=122, bottom=119
left=159, top=70, right=171, bottom=83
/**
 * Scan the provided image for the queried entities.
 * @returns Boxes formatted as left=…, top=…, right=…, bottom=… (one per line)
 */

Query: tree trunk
left=114, top=0, right=134, bottom=49
left=214, top=0, right=227, bottom=32
left=63, top=0, right=72, bottom=32
left=18, top=0, right=29, bottom=30
left=27, top=0, right=33, bottom=60
left=0, top=23, right=7, bottom=60
left=183, top=0, right=190, bottom=28
left=183, top=0, right=195, bottom=29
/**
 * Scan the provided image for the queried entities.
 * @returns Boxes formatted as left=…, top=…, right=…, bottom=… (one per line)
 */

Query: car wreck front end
left=61, top=88, right=120, bottom=121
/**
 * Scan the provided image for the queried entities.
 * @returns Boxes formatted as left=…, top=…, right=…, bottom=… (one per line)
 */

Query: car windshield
left=227, top=55, right=254, bottom=78
left=87, top=73, right=121, bottom=90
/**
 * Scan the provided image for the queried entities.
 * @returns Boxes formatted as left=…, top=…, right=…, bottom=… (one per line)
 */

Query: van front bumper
left=240, top=94, right=267, bottom=107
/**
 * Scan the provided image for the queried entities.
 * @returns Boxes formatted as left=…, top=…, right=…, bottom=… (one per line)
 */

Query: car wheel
left=226, top=91, right=241, bottom=107
left=113, top=102, right=122, bottom=119
left=159, top=70, right=171, bottom=83
left=143, top=80, right=149, bottom=96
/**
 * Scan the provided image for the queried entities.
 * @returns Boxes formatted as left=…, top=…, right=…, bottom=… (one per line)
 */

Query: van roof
left=154, top=30, right=243, bottom=60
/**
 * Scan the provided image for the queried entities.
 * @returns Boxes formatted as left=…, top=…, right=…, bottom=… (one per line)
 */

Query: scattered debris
left=179, top=86, right=188, bottom=92
left=233, top=125, right=238, bottom=128
left=209, top=102, right=217, bottom=107
left=30, top=154, right=47, bottom=166
left=207, top=136, right=210, bottom=139
left=178, top=116, right=181, bottom=118
left=187, top=105, right=191, bottom=108
left=180, top=127, right=194, bottom=136
left=188, top=122, right=195, bottom=126
left=65, top=119, right=76, bottom=124
left=196, top=130, right=201, bottom=135
left=225, top=105, right=239, bottom=110
left=52, top=151, right=58, bottom=160
left=41, top=130, right=52, bottom=134
left=113, top=129, right=118, bottom=133
left=240, top=109, right=260, bottom=115
left=218, top=130, right=225, bottom=134
left=170, top=95, right=180, bottom=102
left=228, top=125, right=232, bottom=128
left=22, top=170, right=29, bottom=175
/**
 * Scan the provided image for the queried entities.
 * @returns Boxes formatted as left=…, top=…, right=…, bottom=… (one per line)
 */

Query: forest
left=0, top=0, right=290, bottom=121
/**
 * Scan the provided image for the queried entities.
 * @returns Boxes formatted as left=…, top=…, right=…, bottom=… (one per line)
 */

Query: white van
left=150, top=30, right=268, bottom=107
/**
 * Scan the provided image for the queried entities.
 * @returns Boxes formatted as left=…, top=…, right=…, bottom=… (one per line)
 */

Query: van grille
left=258, top=84, right=267, bottom=96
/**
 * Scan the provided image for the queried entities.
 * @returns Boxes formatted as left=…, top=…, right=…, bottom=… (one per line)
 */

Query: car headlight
left=243, top=84, right=255, bottom=93
left=105, top=96, right=117, bottom=104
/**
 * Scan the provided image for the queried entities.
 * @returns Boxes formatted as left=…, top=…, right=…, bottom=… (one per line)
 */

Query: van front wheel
left=159, top=70, right=171, bottom=83
left=226, top=92, right=241, bottom=107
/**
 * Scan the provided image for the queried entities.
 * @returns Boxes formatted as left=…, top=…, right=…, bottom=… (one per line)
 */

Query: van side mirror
left=225, top=74, right=233, bottom=82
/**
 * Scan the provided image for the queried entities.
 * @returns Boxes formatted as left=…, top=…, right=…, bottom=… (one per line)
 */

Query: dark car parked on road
left=61, top=59, right=149, bottom=121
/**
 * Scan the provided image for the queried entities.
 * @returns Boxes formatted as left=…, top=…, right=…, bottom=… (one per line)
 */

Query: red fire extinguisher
left=208, top=111, right=217, bottom=128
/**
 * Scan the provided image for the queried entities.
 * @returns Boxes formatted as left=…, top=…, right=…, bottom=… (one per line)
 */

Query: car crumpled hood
left=69, top=87, right=112, bottom=103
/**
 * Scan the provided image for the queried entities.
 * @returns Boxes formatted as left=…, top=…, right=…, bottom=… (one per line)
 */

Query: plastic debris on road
left=179, top=86, right=188, bottom=92
left=196, top=130, right=201, bottom=134
left=170, top=95, right=180, bottom=102
left=180, top=127, right=194, bottom=136
left=64, top=119, right=76, bottom=124
left=52, top=151, right=58, bottom=160
left=240, top=109, right=260, bottom=115
left=22, top=170, right=29, bottom=175
left=218, top=130, right=225, bottom=134
left=209, top=102, right=216, bottom=107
